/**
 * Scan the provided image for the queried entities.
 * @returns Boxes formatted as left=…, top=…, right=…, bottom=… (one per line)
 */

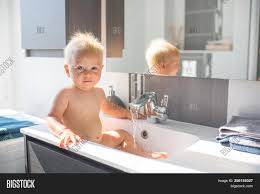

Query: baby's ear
left=64, top=64, right=70, bottom=77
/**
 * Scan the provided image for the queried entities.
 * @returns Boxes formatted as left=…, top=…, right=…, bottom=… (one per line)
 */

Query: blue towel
left=217, top=135, right=260, bottom=147
left=219, top=142, right=260, bottom=155
left=218, top=135, right=260, bottom=155
left=217, top=116, right=260, bottom=155
left=0, top=116, right=37, bottom=135
left=0, top=132, right=23, bottom=142
left=231, top=144, right=260, bottom=155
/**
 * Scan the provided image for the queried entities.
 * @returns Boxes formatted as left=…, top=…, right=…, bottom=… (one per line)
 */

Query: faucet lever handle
left=161, top=95, right=168, bottom=107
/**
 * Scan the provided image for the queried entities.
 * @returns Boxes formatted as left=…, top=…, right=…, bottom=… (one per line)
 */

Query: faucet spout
left=129, top=92, right=168, bottom=123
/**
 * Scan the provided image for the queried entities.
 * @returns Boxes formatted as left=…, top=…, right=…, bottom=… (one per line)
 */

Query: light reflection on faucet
left=129, top=92, right=168, bottom=123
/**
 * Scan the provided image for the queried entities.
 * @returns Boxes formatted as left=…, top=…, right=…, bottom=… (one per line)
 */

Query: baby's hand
left=59, top=129, right=81, bottom=148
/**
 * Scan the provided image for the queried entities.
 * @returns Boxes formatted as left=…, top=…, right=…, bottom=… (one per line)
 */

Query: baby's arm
left=99, top=89, right=132, bottom=119
left=47, top=89, right=80, bottom=147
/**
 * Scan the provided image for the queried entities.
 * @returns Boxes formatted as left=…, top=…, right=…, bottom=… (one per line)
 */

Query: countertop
left=21, top=119, right=260, bottom=173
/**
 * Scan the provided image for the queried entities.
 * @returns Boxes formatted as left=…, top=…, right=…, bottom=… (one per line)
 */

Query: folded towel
left=0, top=132, right=23, bottom=142
left=230, top=143, right=260, bottom=155
left=217, top=135, right=260, bottom=149
left=0, top=116, right=37, bottom=135
left=219, top=137, right=260, bottom=155
left=217, top=116, right=260, bottom=155
left=218, top=116, right=260, bottom=139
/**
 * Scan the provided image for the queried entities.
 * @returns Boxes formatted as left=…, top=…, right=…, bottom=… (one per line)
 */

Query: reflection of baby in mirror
left=146, top=39, right=180, bottom=76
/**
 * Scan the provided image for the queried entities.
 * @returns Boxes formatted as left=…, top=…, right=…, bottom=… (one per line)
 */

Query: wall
left=107, top=0, right=166, bottom=73
left=0, top=0, right=11, bottom=107
left=211, top=0, right=252, bottom=80
left=106, top=0, right=146, bottom=73
left=144, top=0, right=165, bottom=48
left=227, top=80, right=260, bottom=121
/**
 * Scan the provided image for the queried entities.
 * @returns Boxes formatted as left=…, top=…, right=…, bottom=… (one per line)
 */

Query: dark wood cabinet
left=67, top=0, right=101, bottom=43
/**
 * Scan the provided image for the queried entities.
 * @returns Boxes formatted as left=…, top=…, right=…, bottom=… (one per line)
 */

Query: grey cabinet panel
left=21, top=0, right=102, bottom=55
left=67, top=0, right=101, bottom=41
left=106, top=0, right=124, bottom=57
left=21, top=0, right=66, bottom=49
left=27, top=138, right=123, bottom=173
left=185, top=12, right=216, bottom=34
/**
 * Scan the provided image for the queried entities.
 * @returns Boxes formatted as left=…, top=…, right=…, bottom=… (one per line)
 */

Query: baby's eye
left=76, top=65, right=84, bottom=72
left=91, top=66, right=98, bottom=71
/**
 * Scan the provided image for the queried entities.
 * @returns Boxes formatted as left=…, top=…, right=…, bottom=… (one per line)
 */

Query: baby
left=47, top=32, right=167, bottom=159
left=146, top=39, right=180, bottom=76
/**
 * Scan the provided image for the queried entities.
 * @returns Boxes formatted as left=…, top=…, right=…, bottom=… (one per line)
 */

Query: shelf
left=185, top=9, right=219, bottom=15
left=180, top=50, right=233, bottom=54
left=185, top=33, right=217, bottom=37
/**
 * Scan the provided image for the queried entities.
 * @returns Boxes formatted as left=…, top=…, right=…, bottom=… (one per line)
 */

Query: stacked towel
left=205, top=40, right=233, bottom=51
left=216, top=116, right=260, bottom=155
left=0, top=110, right=43, bottom=141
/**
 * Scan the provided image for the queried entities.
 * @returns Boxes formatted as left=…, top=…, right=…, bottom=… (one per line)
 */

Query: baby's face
left=65, top=54, right=103, bottom=91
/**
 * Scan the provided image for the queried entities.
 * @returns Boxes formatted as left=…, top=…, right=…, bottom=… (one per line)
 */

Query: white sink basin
left=100, top=114, right=199, bottom=157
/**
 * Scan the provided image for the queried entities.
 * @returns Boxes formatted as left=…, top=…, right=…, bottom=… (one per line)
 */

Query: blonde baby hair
left=64, top=32, right=104, bottom=65
left=146, top=39, right=180, bottom=72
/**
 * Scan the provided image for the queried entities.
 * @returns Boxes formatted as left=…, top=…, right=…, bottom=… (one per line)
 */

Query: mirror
left=106, top=0, right=260, bottom=81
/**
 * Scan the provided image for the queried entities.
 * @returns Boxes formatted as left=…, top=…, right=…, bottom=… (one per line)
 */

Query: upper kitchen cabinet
left=20, top=0, right=101, bottom=57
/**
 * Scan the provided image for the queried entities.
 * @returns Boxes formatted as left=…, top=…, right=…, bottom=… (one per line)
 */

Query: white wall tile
left=228, top=80, right=260, bottom=121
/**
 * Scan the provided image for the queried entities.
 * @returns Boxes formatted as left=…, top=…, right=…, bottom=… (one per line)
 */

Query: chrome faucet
left=129, top=92, right=169, bottom=123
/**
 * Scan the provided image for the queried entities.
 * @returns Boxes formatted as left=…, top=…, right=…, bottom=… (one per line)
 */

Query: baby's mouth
left=82, top=80, right=92, bottom=83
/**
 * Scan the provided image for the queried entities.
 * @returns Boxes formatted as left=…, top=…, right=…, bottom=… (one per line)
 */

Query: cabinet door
left=106, top=0, right=124, bottom=57
left=67, top=0, right=101, bottom=42
left=21, top=0, right=66, bottom=49
left=185, top=0, right=220, bottom=50
left=27, top=139, right=122, bottom=173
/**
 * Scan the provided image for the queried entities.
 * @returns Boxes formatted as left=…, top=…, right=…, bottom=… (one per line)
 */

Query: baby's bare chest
left=66, top=92, right=101, bottom=116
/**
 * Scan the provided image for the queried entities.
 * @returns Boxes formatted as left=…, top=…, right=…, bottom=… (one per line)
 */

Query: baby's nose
left=83, top=70, right=92, bottom=75
left=82, top=71, right=94, bottom=78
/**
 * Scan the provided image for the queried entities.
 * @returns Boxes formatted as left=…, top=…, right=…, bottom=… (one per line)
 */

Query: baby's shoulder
left=94, top=87, right=105, bottom=95
left=55, top=86, right=74, bottom=99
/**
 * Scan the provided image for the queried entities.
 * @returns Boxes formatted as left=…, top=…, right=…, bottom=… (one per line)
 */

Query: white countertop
left=21, top=119, right=260, bottom=173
